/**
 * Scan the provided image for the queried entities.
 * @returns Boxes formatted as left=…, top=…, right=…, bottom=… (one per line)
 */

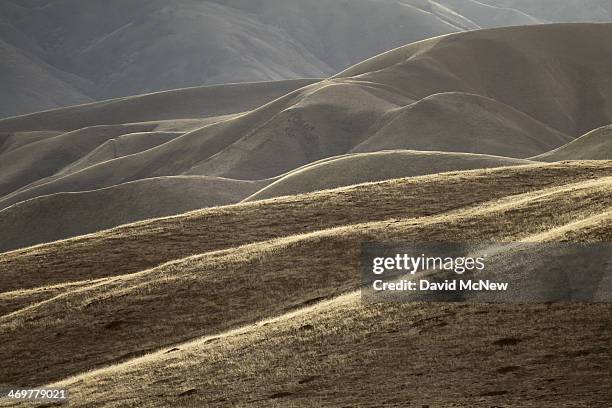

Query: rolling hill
left=0, top=130, right=62, bottom=154
left=2, top=0, right=611, bottom=117
left=61, top=297, right=610, bottom=407
left=0, top=79, right=318, bottom=133
left=1, top=161, right=608, bottom=293
left=0, top=176, right=267, bottom=253
left=0, top=162, right=610, bottom=407
left=2, top=24, right=609, bottom=214
left=0, top=123, right=158, bottom=197
left=0, top=150, right=537, bottom=253
left=533, top=124, right=612, bottom=161
left=244, top=150, right=535, bottom=201
left=0, top=12, right=610, bottom=408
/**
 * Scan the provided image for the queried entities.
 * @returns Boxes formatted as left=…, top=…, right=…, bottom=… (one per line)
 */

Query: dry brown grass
left=0, top=23, right=611, bottom=408
left=47, top=298, right=611, bottom=407
left=0, top=176, right=266, bottom=253
left=0, top=279, right=106, bottom=316
left=1, top=161, right=610, bottom=292
left=0, top=166, right=610, bottom=388
left=2, top=190, right=609, bottom=406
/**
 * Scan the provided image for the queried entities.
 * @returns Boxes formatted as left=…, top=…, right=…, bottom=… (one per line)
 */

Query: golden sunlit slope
left=2, top=24, right=609, bottom=210
left=49, top=254, right=612, bottom=408
left=53, top=295, right=611, bottom=407
left=0, top=163, right=610, bottom=390
left=533, top=124, right=612, bottom=161
left=0, top=176, right=267, bottom=253
left=2, top=162, right=610, bottom=291
left=245, top=150, right=535, bottom=202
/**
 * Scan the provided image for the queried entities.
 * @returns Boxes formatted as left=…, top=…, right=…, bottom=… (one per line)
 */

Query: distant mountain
left=477, top=0, right=612, bottom=22
left=1, top=0, right=610, bottom=117
left=0, top=38, right=92, bottom=118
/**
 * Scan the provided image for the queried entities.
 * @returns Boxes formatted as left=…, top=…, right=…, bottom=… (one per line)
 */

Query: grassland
left=0, top=23, right=611, bottom=407
left=0, top=162, right=610, bottom=407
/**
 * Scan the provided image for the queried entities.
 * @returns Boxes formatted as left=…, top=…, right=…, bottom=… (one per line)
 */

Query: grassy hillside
left=0, top=176, right=267, bottom=253
left=54, top=131, right=183, bottom=176
left=245, top=150, right=535, bottom=201
left=0, top=9, right=609, bottom=408
left=0, top=150, right=538, bottom=253
left=0, top=130, right=62, bottom=154
left=533, top=124, right=612, bottom=161
left=2, top=162, right=609, bottom=291
left=0, top=162, right=610, bottom=394
left=336, top=24, right=612, bottom=137
left=51, top=297, right=611, bottom=406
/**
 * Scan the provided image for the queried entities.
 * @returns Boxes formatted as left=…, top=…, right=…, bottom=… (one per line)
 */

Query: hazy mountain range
left=2, top=0, right=612, bottom=117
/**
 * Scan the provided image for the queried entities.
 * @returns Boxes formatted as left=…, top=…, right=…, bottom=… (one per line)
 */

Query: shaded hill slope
left=245, top=150, right=535, bottom=201
left=347, top=93, right=570, bottom=157
left=0, top=131, right=62, bottom=154
left=3, top=1, right=609, bottom=117
left=478, top=0, right=612, bottom=22
left=0, top=176, right=265, bottom=253
left=53, top=131, right=183, bottom=176
left=0, top=79, right=318, bottom=133
left=435, top=0, right=542, bottom=28
left=0, top=163, right=609, bottom=388
left=336, top=24, right=612, bottom=137
left=0, top=0, right=465, bottom=117
left=532, top=124, right=612, bottom=161
left=0, top=124, right=157, bottom=198
left=0, top=38, right=92, bottom=118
